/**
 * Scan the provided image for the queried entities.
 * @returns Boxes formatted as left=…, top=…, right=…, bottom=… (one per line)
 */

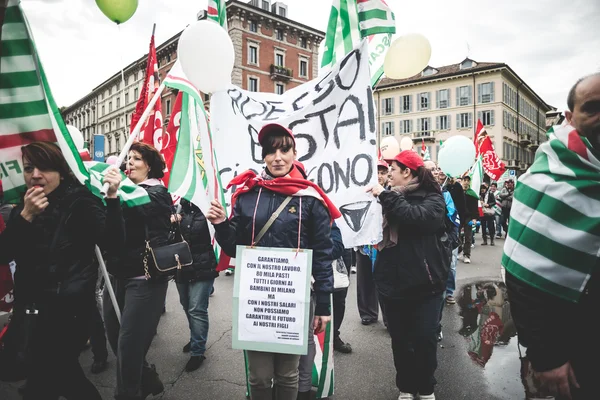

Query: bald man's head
left=566, top=73, right=600, bottom=149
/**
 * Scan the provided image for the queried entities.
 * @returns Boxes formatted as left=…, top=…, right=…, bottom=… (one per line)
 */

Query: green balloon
left=96, top=0, right=139, bottom=24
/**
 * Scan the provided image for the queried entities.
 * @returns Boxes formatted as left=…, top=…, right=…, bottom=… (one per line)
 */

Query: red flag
left=474, top=119, right=485, bottom=156
left=480, top=136, right=506, bottom=181
left=131, top=34, right=163, bottom=150
left=160, top=92, right=183, bottom=187
left=421, top=138, right=426, bottom=157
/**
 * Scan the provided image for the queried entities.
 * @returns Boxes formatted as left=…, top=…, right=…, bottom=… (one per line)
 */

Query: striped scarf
left=502, top=125, right=600, bottom=303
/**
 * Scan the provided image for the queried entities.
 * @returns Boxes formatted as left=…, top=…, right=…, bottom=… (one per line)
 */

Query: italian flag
left=0, top=0, right=149, bottom=207
left=466, top=156, right=483, bottom=200
left=321, top=0, right=395, bottom=87
left=207, top=0, right=228, bottom=30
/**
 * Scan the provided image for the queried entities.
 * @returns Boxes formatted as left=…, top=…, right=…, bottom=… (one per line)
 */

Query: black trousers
left=481, top=217, right=496, bottom=242
left=333, top=249, right=353, bottom=338
left=89, top=299, right=108, bottom=362
left=379, top=293, right=444, bottom=396
left=25, top=305, right=102, bottom=400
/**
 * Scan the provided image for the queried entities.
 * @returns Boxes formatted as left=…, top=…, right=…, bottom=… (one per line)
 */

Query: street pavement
left=1, top=237, right=526, bottom=400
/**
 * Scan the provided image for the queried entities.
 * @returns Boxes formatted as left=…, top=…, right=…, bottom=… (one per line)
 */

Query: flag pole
left=100, top=82, right=166, bottom=195
left=95, top=246, right=121, bottom=323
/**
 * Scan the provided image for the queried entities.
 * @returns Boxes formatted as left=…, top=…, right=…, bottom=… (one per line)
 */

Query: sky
left=20, top=0, right=600, bottom=112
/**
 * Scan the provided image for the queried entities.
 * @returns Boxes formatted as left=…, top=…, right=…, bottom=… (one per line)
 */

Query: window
left=108, top=102, right=112, bottom=113
left=275, top=83, right=285, bottom=95
left=116, top=97, right=120, bottom=108
left=418, top=92, right=430, bottom=110
left=382, top=121, right=394, bottom=136
left=262, top=0, right=270, bottom=10
left=100, top=93, right=104, bottom=100
left=400, top=120, right=413, bottom=134
left=249, top=20, right=257, bottom=32
left=116, top=82, right=120, bottom=91
left=300, top=37, right=307, bottom=48
left=102, top=105, right=105, bottom=116
left=382, top=98, right=394, bottom=115
left=249, top=77, right=258, bottom=92
left=299, top=59, right=308, bottom=78
left=275, top=53, right=284, bottom=67
left=416, top=117, right=431, bottom=136
left=115, top=134, right=120, bottom=153
left=167, top=53, right=172, bottom=63
left=457, top=112, right=473, bottom=129
left=134, top=88, right=139, bottom=100
left=478, top=82, right=495, bottom=103
left=276, top=28, right=283, bottom=40
left=166, top=99, right=171, bottom=115
left=109, top=87, right=112, bottom=95
left=478, top=110, right=495, bottom=126
left=436, top=115, right=450, bottom=131
left=401, top=95, right=412, bottom=113
left=249, top=45, right=258, bottom=65
left=116, top=117, right=121, bottom=129
left=278, top=7, right=286, bottom=17
left=125, top=92, right=129, bottom=104
left=436, top=89, right=449, bottom=109
left=456, top=86, right=472, bottom=106
left=204, top=93, right=210, bottom=102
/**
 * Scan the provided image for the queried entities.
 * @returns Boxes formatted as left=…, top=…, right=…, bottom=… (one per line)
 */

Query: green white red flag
left=207, top=0, right=228, bottom=30
left=474, top=119, right=506, bottom=181
left=0, top=0, right=149, bottom=207
left=321, top=0, right=395, bottom=87
left=466, top=156, right=483, bottom=199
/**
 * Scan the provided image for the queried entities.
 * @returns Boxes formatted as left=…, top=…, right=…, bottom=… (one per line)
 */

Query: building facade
left=62, top=0, right=324, bottom=158
left=375, top=58, right=555, bottom=173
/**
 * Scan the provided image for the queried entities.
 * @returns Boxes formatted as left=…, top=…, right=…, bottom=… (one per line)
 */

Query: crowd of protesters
left=1, top=72, right=597, bottom=400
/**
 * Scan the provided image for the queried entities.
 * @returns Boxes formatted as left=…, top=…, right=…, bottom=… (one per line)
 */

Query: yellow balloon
left=383, top=33, right=432, bottom=80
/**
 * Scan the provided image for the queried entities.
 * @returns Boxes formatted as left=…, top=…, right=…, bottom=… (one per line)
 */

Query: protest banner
left=211, top=40, right=382, bottom=247
left=232, top=246, right=312, bottom=355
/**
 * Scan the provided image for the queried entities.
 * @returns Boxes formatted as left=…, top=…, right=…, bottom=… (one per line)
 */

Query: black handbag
left=142, top=220, right=193, bottom=279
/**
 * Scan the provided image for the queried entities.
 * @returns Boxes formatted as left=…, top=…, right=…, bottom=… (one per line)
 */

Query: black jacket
left=506, top=270, right=599, bottom=375
left=0, top=182, right=123, bottom=311
left=374, top=188, right=449, bottom=299
left=108, top=183, right=172, bottom=279
left=464, top=192, right=480, bottom=221
left=175, top=200, right=218, bottom=283
left=446, top=181, right=466, bottom=225
left=214, top=187, right=334, bottom=316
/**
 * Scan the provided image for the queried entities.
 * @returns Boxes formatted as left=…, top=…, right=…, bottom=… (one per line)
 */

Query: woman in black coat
left=479, top=183, right=497, bottom=246
left=0, top=142, right=123, bottom=399
left=368, top=150, right=449, bottom=400
left=103, top=142, right=173, bottom=400
left=172, top=199, right=218, bottom=372
left=206, top=123, right=335, bottom=400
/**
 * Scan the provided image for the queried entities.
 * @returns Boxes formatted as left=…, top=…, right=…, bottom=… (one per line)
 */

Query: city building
left=375, top=58, right=555, bottom=174
left=62, top=0, right=324, bottom=158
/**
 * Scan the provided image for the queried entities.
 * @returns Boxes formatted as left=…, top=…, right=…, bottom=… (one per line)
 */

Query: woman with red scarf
left=206, top=123, right=337, bottom=400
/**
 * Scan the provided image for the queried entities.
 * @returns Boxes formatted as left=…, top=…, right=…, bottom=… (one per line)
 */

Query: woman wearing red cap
left=206, top=123, right=338, bottom=400
left=367, top=150, right=450, bottom=400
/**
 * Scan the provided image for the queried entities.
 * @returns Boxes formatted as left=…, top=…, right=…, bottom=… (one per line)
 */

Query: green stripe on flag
left=0, top=70, right=40, bottom=89
left=2, top=39, right=32, bottom=57
left=0, top=99, right=47, bottom=119
left=358, top=8, right=387, bottom=21
left=321, top=5, right=339, bottom=68
left=507, top=218, right=596, bottom=273
left=361, top=26, right=395, bottom=36
left=501, top=252, right=581, bottom=302
left=339, top=0, right=354, bottom=54
left=3, top=6, right=25, bottom=24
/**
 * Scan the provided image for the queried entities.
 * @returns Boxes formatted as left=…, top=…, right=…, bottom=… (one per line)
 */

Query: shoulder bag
left=143, top=220, right=193, bottom=279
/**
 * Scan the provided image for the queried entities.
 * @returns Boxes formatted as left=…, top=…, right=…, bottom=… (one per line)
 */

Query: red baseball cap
left=377, top=159, right=389, bottom=169
left=393, top=150, right=424, bottom=171
left=258, top=123, right=296, bottom=146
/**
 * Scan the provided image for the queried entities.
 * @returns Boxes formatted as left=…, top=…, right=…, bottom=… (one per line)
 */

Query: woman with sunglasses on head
left=206, top=123, right=338, bottom=400
left=0, top=142, right=124, bottom=399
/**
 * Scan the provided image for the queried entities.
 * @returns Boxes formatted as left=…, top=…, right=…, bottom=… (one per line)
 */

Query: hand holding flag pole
left=100, top=82, right=166, bottom=195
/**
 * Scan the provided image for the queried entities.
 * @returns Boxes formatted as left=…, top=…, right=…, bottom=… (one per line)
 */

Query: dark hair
left=129, top=142, right=165, bottom=179
left=261, top=133, right=295, bottom=159
left=21, top=142, right=75, bottom=183
left=567, top=72, right=600, bottom=112
left=393, top=161, right=441, bottom=195
left=491, top=183, right=497, bottom=188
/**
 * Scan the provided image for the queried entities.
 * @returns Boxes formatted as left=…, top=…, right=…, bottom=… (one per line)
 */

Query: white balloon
left=178, top=20, right=234, bottom=94
left=66, top=125, right=84, bottom=150
left=383, top=33, right=432, bottom=80
left=399, top=135, right=414, bottom=151
left=380, top=136, right=400, bottom=159
left=438, top=135, right=476, bottom=177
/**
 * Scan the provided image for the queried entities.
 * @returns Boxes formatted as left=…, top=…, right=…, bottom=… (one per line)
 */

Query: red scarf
left=228, top=166, right=341, bottom=221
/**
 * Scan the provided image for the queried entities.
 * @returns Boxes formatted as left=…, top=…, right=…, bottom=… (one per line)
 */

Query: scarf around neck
left=379, top=177, right=420, bottom=249
left=228, top=166, right=341, bottom=221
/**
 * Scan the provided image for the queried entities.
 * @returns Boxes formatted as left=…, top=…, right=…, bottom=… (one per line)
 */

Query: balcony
left=519, top=134, right=531, bottom=146
left=528, top=140, right=540, bottom=152
left=519, top=162, right=528, bottom=171
left=506, top=159, right=518, bottom=168
left=412, top=132, right=435, bottom=142
left=270, top=64, right=292, bottom=82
